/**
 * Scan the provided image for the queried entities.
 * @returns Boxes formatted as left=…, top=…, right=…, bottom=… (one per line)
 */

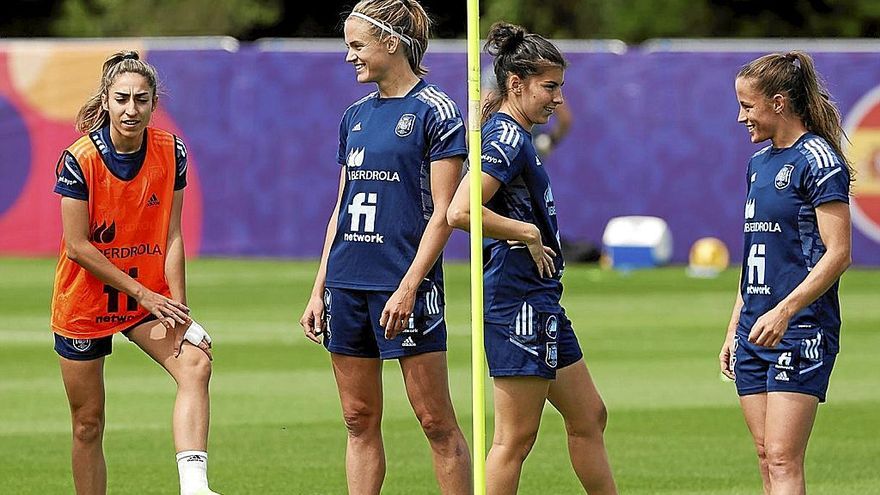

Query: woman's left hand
left=380, top=284, right=417, bottom=340
left=748, top=306, right=791, bottom=347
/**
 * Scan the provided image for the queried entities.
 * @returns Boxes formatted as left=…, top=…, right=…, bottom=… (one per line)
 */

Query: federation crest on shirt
left=775, top=164, right=795, bottom=189
left=395, top=114, right=416, bottom=137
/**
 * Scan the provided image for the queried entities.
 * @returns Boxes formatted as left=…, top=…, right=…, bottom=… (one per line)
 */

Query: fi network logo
left=747, top=243, right=766, bottom=285
left=348, top=192, right=378, bottom=232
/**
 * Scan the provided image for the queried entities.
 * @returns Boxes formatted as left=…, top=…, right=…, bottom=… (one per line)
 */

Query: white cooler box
left=602, top=216, right=672, bottom=269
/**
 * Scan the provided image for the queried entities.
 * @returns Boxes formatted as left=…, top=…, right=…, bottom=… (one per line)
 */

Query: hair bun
left=485, top=22, right=526, bottom=56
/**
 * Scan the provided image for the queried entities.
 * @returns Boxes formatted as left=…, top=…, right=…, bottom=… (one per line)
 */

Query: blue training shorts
left=485, top=304, right=583, bottom=379
left=322, top=286, right=446, bottom=360
left=53, top=315, right=157, bottom=361
left=733, top=328, right=836, bottom=402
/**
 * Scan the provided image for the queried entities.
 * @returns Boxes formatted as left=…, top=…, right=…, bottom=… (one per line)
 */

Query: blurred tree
left=705, top=0, right=880, bottom=39
left=3, top=0, right=880, bottom=40
left=245, top=0, right=465, bottom=39
left=480, top=0, right=880, bottom=41
left=51, top=0, right=281, bottom=37
left=0, top=0, right=61, bottom=36
left=482, top=0, right=713, bottom=39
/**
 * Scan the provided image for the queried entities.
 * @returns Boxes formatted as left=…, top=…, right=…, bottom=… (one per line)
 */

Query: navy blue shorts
left=485, top=304, right=583, bottom=379
left=53, top=315, right=157, bottom=361
left=733, top=328, right=836, bottom=402
left=322, top=286, right=446, bottom=360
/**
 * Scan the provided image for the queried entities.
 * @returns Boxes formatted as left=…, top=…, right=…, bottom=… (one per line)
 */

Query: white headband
left=349, top=12, right=412, bottom=47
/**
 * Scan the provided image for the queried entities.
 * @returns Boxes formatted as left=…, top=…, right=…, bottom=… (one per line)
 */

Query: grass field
left=1, top=257, right=878, bottom=494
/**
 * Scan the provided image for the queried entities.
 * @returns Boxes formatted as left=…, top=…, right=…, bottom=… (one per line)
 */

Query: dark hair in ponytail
left=482, top=22, right=566, bottom=124
left=738, top=51, right=854, bottom=182
left=75, top=50, right=160, bottom=134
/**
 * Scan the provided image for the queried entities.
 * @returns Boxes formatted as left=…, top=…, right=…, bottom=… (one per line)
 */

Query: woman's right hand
left=137, top=290, right=191, bottom=329
left=524, top=225, right=556, bottom=278
left=718, top=335, right=736, bottom=381
left=299, top=294, right=325, bottom=344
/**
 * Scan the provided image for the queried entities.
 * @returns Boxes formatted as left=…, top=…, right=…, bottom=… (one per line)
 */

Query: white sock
left=176, top=450, right=209, bottom=495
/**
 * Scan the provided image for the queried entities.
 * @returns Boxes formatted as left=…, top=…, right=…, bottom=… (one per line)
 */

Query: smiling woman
left=446, top=22, right=618, bottom=495
left=722, top=51, right=854, bottom=494
left=298, top=1, right=472, bottom=493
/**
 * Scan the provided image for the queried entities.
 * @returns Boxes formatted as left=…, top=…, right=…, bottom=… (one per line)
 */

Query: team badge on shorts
left=395, top=114, right=416, bottom=137
left=323, top=288, right=333, bottom=341
left=546, top=342, right=558, bottom=368
left=545, top=315, right=558, bottom=339
left=71, top=339, right=92, bottom=352
left=775, top=164, right=795, bottom=189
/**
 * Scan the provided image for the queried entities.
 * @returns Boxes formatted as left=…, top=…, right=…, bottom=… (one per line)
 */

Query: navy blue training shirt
left=481, top=112, right=565, bottom=324
left=739, top=132, right=850, bottom=352
left=326, top=80, right=467, bottom=292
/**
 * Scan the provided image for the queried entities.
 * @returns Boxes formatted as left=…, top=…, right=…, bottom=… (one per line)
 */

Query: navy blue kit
left=480, top=112, right=582, bottom=378
left=323, top=80, right=467, bottom=359
left=733, top=133, right=850, bottom=401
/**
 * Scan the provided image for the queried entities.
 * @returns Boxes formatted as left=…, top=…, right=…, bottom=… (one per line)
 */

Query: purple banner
left=2, top=43, right=879, bottom=264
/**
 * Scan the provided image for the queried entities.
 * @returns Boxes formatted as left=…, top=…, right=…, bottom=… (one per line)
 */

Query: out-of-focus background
left=3, top=0, right=880, bottom=262
left=1, top=1, right=878, bottom=494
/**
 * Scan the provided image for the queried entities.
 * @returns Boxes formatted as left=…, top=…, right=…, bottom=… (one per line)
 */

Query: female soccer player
left=298, top=1, right=471, bottom=493
left=52, top=51, right=219, bottom=495
left=720, top=51, right=853, bottom=494
left=447, top=22, right=617, bottom=495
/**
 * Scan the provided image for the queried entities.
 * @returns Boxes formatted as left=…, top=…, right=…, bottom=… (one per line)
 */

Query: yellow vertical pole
left=465, top=0, right=485, bottom=493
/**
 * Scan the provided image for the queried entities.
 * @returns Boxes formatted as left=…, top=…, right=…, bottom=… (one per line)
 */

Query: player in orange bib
left=51, top=51, right=220, bottom=495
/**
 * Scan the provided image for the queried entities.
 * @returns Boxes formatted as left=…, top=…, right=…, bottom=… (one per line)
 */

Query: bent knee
left=177, top=348, right=212, bottom=384
left=565, top=402, right=608, bottom=439
left=494, top=430, right=539, bottom=462
left=342, top=404, right=381, bottom=438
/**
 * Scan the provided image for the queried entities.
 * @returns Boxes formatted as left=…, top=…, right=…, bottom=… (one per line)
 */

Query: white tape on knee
left=184, top=320, right=212, bottom=346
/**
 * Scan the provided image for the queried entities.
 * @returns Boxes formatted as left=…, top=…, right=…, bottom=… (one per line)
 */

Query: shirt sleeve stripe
left=816, top=166, right=843, bottom=186
left=438, top=119, right=464, bottom=142
left=422, top=89, right=453, bottom=121
left=489, top=141, right=511, bottom=167
left=423, top=87, right=457, bottom=119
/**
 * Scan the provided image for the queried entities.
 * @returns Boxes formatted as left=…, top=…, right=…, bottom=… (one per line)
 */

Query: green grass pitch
left=1, top=257, right=877, bottom=494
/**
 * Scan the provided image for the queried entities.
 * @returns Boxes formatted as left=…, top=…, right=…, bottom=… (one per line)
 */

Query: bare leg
left=331, top=354, right=385, bottom=495
left=59, top=357, right=107, bottom=495
left=127, top=320, right=212, bottom=452
left=547, top=360, right=617, bottom=494
left=399, top=352, right=472, bottom=494
left=764, top=392, right=819, bottom=495
left=486, top=377, right=549, bottom=495
left=740, top=394, right=771, bottom=494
